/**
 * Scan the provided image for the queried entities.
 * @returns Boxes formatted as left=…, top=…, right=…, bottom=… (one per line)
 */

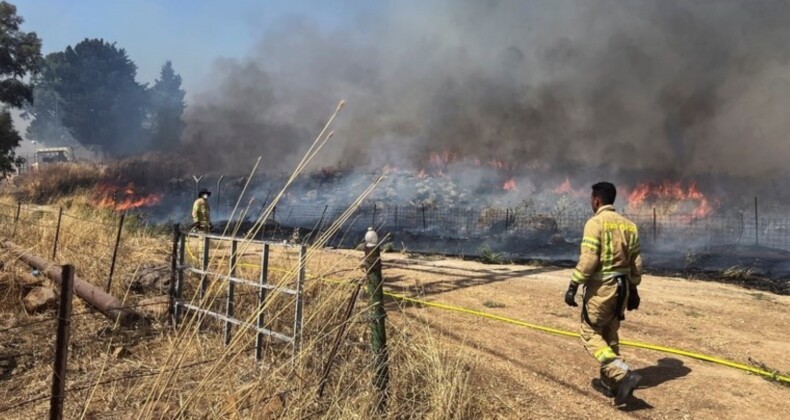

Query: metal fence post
left=371, top=204, right=377, bottom=227
left=52, top=207, right=63, bottom=260
left=293, top=245, right=305, bottom=361
left=363, top=228, right=388, bottom=413
left=12, top=201, right=21, bottom=239
left=754, top=197, right=759, bottom=246
left=105, top=213, right=126, bottom=292
left=225, top=239, right=237, bottom=346
left=255, top=243, right=269, bottom=362
left=317, top=205, right=329, bottom=233
left=421, top=204, right=426, bottom=231
left=168, top=224, right=180, bottom=324
left=50, top=265, right=74, bottom=420
left=192, top=174, right=204, bottom=197
left=216, top=174, right=225, bottom=217
left=652, top=207, right=657, bottom=242
left=200, top=235, right=210, bottom=298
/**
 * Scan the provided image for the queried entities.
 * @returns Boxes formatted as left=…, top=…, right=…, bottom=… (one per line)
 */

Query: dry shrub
left=15, top=163, right=107, bottom=203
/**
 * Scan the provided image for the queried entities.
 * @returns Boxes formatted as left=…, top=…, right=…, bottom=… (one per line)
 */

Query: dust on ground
left=326, top=249, right=790, bottom=419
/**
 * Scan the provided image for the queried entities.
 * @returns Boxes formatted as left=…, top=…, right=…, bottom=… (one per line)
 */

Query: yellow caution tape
left=184, top=236, right=790, bottom=383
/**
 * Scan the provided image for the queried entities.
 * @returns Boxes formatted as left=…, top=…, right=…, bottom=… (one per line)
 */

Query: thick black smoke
left=182, top=0, right=790, bottom=180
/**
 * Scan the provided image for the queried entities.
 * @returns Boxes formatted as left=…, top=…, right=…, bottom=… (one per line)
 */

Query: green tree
left=0, top=1, right=41, bottom=176
left=40, top=38, right=148, bottom=156
left=149, top=61, right=185, bottom=151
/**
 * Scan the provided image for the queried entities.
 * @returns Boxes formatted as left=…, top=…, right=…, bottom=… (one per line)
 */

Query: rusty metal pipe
left=2, top=240, right=143, bottom=326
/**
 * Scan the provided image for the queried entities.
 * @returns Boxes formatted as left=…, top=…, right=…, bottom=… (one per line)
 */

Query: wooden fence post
left=168, top=224, right=180, bottom=324
left=292, top=245, right=305, bottom=361
left=49, top=265, right=74, bottom=420
left=174, top=230, right=186, bottom=328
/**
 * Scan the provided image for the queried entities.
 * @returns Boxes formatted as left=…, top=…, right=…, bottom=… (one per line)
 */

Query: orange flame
left=503, top=177, right=518, bottom=191
left=627, top=181, right=714, bottom=217
left=553, top=177, right=586, bottom=197
left=554, top=177, right=587, bottom=197
left=92, top=183, right=162, bottom=212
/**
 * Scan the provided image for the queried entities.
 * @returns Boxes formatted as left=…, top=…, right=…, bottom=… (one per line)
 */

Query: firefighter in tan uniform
left=565, top=182, right=643, bottom=406
left=192, top=189, right=212, bottom=232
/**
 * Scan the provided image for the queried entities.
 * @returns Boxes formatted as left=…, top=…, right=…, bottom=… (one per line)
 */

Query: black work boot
left=614, top=372, right=641, bottom=406
left=591, top=378, right=615, bottom=398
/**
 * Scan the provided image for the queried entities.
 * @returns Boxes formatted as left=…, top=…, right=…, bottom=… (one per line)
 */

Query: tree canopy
left=27, top=40, right=187, bottom=156
left=149, top=61, right=186, bottom=151
left=0, top=1, right=41, bottom=176
left=40, top=38, right=149, bottom=156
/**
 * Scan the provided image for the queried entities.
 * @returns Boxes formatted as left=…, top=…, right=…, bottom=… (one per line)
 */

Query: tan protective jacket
left=572, top=205, right=643, bottom=286
left=192, top=197, right=210, bottom=227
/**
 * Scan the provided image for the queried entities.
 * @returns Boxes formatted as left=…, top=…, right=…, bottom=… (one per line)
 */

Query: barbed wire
left=15, top=215, right=58, bottom=230
left=0, top=298, right=180, bottom=335
left=56, top=229, right=117, bottom=249
left=0, top=343, right=278, bottom=414
left=60, top=211, right=118, bottom=229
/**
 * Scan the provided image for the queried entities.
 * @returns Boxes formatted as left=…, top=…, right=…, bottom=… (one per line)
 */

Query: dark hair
left=591, top=182, right=616, bottom=205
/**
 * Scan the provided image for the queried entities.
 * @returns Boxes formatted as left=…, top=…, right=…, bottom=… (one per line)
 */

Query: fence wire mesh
left=255, top=204, right=790, bottom=252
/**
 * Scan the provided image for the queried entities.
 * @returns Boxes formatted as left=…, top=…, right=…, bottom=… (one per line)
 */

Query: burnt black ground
left=209, top=220, right=790, bottom=295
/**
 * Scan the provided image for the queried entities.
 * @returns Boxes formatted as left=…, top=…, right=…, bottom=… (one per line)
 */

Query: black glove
left=564, top=282, right=579, bottom=307
left=627, top=286, right=640, bottom=311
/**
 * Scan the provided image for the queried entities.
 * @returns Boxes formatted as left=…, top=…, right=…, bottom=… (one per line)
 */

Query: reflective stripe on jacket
left=572, top=205, right=643, bottom=286
left=192, top=198, right=210, bottom=225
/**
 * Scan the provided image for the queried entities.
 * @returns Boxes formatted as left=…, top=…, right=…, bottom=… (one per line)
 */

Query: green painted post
left=363, top=227, right=388, bottom=413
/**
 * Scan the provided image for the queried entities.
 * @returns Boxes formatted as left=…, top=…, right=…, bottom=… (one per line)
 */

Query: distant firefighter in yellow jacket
left=564, top=182, right=643, bottom=406
left=192, top=189, right=212, bottom=232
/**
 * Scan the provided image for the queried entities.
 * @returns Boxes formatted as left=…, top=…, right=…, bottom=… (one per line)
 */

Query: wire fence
left=0, top=203, right=306, bottom=418
left=255, top=203, right=790, bottom=252
left=0, top=201, right=129, bottom=293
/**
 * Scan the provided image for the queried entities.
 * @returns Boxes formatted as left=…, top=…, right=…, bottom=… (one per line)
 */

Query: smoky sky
left=182, top=0, right=790, bottom=179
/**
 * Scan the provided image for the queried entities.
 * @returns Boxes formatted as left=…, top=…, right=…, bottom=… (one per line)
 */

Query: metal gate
left=169, top=225, right=305, bottom=362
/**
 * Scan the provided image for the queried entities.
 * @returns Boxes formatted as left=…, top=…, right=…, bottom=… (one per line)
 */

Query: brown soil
left=339, top=250, right=790, bottom=419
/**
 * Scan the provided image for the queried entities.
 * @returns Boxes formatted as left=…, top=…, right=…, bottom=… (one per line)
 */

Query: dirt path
left=339, top=251, right=790, bottom=419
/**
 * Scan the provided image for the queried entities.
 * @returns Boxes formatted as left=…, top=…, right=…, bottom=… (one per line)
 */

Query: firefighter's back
left=592, top=208, right=639, bottom=276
